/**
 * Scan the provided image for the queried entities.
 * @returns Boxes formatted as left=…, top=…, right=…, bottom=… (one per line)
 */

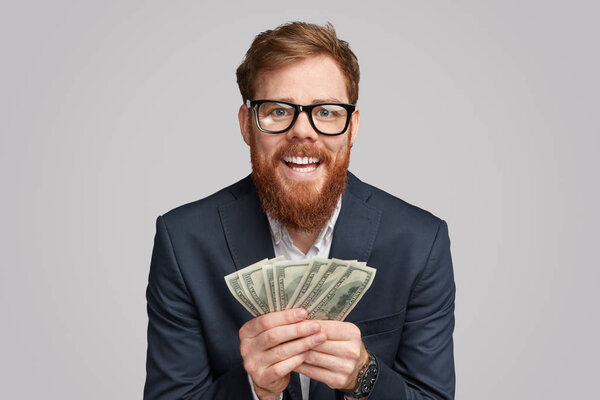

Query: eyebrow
left=313, top=98, right=345, bottom=104
left=274, top=97, right=346, bottom=104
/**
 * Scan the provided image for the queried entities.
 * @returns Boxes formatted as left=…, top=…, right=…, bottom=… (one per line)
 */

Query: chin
left=279, top=169, right=327, bottom=195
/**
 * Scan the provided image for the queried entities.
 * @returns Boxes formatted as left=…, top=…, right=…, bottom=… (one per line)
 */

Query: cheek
left=327, top=139, right=350, bottom=158
left=252, top=134, right=281, bottom=158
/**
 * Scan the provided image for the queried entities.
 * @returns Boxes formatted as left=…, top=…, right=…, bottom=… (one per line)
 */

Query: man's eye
left=272, top=108, right=288, bottom=116
left=317, top=109, right=331, bottom=118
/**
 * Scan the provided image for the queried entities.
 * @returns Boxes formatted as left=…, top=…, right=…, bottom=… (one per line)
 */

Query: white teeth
left=282, top=156, right=321, bottom=165
left=291, top=165, right=317, bottom=172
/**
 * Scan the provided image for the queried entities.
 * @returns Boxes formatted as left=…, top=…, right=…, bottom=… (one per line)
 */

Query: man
left=144, top=22, right=455, bottom=400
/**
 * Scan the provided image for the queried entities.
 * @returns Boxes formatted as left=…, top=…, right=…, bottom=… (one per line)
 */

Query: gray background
left=1, top=0, right=598, bottom=398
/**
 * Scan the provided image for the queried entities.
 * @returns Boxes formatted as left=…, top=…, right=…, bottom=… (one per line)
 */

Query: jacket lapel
left=218, top=177, right=275, bottom=270
left=329, top=173, right=382, bottom=263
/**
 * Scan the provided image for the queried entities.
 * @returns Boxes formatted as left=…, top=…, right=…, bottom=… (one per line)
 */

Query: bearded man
left=144, top=22, right=456, bottom=400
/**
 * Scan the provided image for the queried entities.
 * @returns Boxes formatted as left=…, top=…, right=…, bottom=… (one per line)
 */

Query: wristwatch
left=343, top=351, right=379, bottom=399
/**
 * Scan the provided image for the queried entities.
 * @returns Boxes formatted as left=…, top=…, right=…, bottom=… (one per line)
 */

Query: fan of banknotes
left=224, top=257, right=376, bottom=321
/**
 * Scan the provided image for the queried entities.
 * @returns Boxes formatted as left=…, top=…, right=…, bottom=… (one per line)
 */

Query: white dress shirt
left=248, top=198, right=342, bottom=400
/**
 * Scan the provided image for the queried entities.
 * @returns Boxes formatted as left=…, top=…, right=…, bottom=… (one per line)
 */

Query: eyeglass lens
left=256, top=101, right=349, bottom=134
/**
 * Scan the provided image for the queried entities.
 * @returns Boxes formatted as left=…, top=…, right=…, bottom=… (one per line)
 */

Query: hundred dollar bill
left=224, top=271, right=260, bottom=317
left=262, top=263, right=276, bottom=312
left=260, top=256, right=285, bottom=312
left=288, top=258, right=331, bottom=308
left=307, top=262, right=376, bottom=320
left=238, top=259, right=271, bottom=315
left=294, top=259, right=349, bottom=311
left=273, top=259, right=311, bottom=310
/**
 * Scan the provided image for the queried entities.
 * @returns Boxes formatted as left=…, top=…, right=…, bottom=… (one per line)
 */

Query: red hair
left=236, top=22, right=360, bottom=104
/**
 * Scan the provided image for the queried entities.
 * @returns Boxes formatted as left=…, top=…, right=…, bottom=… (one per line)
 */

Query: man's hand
left=239, top=308, right=327, bottom=400
left=294, top=321, right=369, bottom=393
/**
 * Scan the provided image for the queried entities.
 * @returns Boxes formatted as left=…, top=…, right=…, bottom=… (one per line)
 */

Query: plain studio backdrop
left=1, top=1, right=598, bottom=398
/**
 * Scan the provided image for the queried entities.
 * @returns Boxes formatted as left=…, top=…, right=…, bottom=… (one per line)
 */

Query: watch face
left=362, top=365, right=378, bottom=393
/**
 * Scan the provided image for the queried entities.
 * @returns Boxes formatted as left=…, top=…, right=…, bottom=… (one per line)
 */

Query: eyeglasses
left=246, top=99, right=356, bottom=136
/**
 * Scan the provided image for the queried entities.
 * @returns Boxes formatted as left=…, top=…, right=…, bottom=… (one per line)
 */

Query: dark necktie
left=285, top=371, right=303, bottom=400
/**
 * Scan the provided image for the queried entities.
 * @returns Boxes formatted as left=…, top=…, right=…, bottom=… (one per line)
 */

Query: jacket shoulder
left=347, top=172, right=445, bottom=230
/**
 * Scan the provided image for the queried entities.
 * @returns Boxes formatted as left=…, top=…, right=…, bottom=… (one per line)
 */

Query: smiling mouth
left=282, top=155, right=322, bottom=172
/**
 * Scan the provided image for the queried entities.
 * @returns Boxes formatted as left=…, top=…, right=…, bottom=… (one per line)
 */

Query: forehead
left=253, top=55, right=349, bottom=103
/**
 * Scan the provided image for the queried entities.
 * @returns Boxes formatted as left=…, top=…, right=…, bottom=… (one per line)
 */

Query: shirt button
left=274, top=232, right=280, bottom=241
left=327, top=233, right=332, bottom=240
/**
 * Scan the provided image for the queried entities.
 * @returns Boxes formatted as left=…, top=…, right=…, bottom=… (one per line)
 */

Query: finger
left=303, top=349, right=356, bottom=375
left=258, top=320, right=322, bottom=350
left=263, top=332, right=327, bottom=366
left=314, top=320, right=361, bottom=340
left=295, top=362, right=354, bottom=391
left=312, top=340, right=362, bottom=359
left=258, top=353, right=307, bottom=385
left=240, top=308, right=308, bottom=338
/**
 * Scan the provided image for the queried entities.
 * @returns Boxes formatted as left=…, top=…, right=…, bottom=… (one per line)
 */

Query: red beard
left=250, top=137, right=350, bottom=232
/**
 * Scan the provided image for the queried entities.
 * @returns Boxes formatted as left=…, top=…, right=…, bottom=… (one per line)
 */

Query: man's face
left=238, top=55, right=360, bottom=231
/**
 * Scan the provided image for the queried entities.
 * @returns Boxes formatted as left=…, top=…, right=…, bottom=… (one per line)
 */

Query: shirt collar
left=267, top=197, right=342, bottom=251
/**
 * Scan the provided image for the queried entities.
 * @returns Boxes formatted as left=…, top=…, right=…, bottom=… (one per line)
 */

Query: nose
left=288, top=110, right=319, bottom=141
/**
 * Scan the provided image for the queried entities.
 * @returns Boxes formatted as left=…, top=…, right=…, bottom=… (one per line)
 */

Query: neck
left=287, top=226, right=321, bottom=255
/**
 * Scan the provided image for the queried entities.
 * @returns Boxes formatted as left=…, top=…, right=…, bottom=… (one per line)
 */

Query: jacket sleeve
left=368, top=220, right=456, bottom=400
left=144, top=216, right=254, bottom=400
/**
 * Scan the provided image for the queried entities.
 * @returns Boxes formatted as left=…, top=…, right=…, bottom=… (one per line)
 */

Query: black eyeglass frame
left=246, top=99, right=357, bottom=136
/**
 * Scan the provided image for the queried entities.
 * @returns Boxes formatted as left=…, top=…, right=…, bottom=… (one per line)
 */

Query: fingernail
left=295, top=308, right=307, bottom=319
left=309, top=322, right=320, bottom=332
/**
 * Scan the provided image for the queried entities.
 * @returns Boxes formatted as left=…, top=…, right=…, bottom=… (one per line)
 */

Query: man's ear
left=349, top=107, right=360, bottom=146
left=238, top=104, right=251, bottom=146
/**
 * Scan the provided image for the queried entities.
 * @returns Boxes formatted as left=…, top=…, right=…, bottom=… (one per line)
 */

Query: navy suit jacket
left=144, top=172, right=455, bottom=400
